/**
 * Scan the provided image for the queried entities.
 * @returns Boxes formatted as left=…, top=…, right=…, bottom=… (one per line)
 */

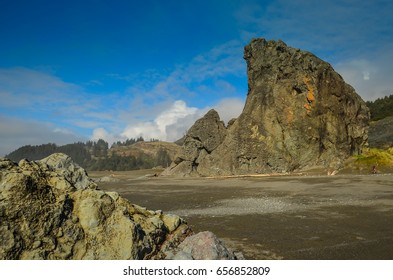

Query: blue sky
left=1, top=0, right=392, bottom=155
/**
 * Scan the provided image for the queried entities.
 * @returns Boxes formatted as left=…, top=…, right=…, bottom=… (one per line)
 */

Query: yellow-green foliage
left=355, top=148, right=393, bottom=166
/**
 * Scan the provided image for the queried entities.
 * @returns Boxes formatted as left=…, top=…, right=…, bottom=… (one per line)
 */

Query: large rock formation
left=162, top=109, right=227, bottom=176
left=0, top=153, right=236, bottom=260
left=164, top=38, right=369, bottom=176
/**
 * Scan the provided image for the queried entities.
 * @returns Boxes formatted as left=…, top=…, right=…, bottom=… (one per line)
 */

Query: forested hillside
left=6, top=138, right=175, bottom=171
left=366, top=94, right=393, bottom=121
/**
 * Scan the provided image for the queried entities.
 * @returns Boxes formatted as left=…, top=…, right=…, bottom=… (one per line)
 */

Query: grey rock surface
left=165, top=231, right=239, bottom=260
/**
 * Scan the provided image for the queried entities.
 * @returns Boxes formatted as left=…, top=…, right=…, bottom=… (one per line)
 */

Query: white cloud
left=104, top=41, right=247, bottom=142
left=184, top=40, right=246, bottom=82
left=0, top=115, right=85, bottom=156
left=114, top=98, right=245, bottom=143
left=336, top=59, right=376, bottom=82
left=362, top=71, right=370, bottom=81
left=335, top=54, right=393, bottom=101
left=0, top=67, right=125, bottom=138
left=155, top=100, right=199, bottom=132
left=0, top=67, right=83, bottom=108
left=235, top=0, right=393, bottom=57
left=214, top=98, right=245, bottom=123
left=124, top=40, right=246, bottom=105
left=91, top=128, right=119, bottom=144
left=235, top=0, right=393, bottom=101
left=89, top=98, right=245, bottom=145
left=234, top=0, right=393, bottom=102
left=120, top=100, right=201, bottom=142
left=1, top=41, right=248, bottom=151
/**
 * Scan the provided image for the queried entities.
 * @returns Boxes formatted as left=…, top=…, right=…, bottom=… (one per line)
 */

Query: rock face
left=164, top=38, right=369, bottom=176
left=368, top=116, right=393, bottom=148
left=0, top=153, right=235, bottom=260
left=161, top=109, right=227, bottom=176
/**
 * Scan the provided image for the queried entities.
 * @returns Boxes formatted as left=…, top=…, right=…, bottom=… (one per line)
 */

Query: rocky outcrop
left=162, top=109, right=227, bottom=176
left=164, top=38, right=369, bottom=176
left=368, top=116, right=393, bottom=148
left=0, top=153, right=235, bottom=260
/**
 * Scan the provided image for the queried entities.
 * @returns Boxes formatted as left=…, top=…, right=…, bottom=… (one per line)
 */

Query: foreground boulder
left=164, top=38, right=369, bottom=176
left=0, top=153, right=236, bottom=260
left=164, top=231, right=240, bottom=260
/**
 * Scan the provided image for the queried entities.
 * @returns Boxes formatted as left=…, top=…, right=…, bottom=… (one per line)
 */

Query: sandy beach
left=91, top=170, right=393, bottom=260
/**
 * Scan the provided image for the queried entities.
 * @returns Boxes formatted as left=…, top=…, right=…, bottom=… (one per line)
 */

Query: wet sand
left=91, top=170, right=393, bottom=260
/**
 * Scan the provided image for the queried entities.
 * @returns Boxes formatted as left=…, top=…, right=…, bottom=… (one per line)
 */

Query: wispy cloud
left=0, top=40, right=248, bottom=152
left=0, top=115, right=85, bottom=156
left=95, top=40, right=247, bottom=143
left=214, top=98, right=244, bottom=123
left=0, top=67, right=83, bottom=108
left=94, top=40, right=248, bottom=142
left=0, top=67, right=119, bottom=129
left=183, top=40, right=246, bottom=82
left=123, top=40, right=246, bottom=105
left=120, top=100, right=199, bottom=142
left=95, top=98, right=245, bottom=144
left=336, top=48, right=393, bottom=100
left=236, top=0, right=393, bottom=57
left=235, top=0, right=393, bottom=100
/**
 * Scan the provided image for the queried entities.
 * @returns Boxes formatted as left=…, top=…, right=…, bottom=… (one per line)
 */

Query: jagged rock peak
left=162, top=109, right=227, bottom=176
left=164, top=38, right=369, bottom=176
left=187, top=109, right=227, bottom=152
left=38, top=153, right=97, bottom=190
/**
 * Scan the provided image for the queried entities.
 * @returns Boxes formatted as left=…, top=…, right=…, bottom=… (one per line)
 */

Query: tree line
left=6, top=138, right=172, bottom=171
left=366, top=94, right=393, bottom=121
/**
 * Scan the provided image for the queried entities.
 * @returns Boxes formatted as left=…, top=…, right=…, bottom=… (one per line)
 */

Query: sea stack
left=163, top=38, right=369, bottom=176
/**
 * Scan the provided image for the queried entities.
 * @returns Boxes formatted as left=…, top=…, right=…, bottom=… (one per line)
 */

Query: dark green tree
left=155, top=148, right=171, bottom=167
left=92, top=139, right=109, bottom=157
left=366, top=94, right=393, bottom=121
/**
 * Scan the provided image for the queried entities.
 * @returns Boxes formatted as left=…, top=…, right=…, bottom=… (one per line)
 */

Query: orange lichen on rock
left=303, top=103, right=312, bottom=110
left=303, top=76, right=316, bottom=103
left=286, top=109, right=294, bottom=123
left=306, top=91, right=315, bottom=103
